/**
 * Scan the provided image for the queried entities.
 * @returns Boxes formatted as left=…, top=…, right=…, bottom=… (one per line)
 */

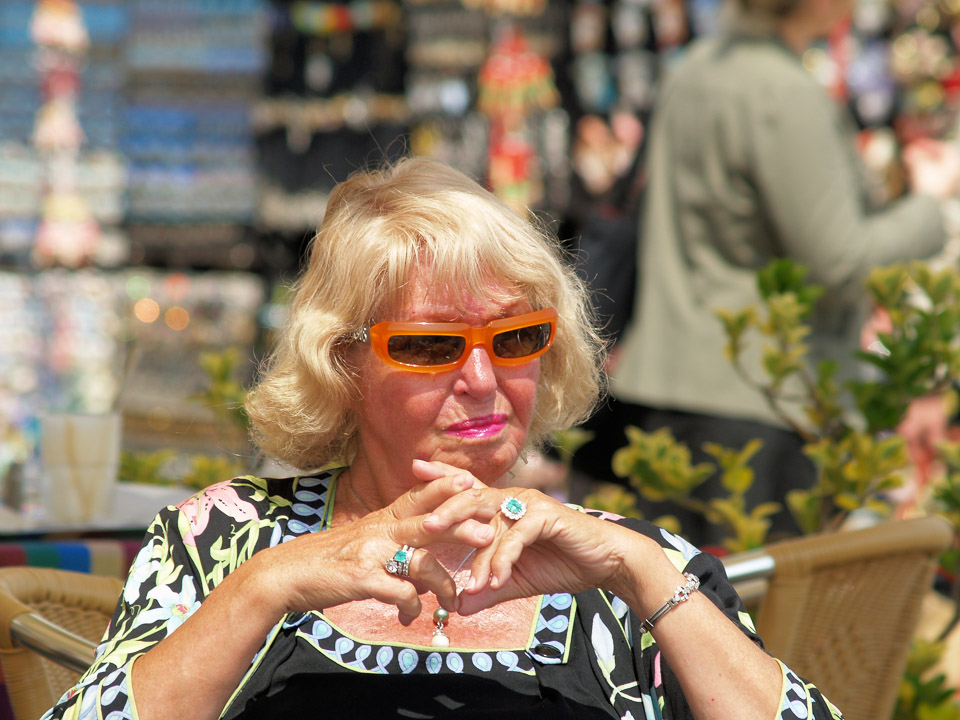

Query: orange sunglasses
left=358, top=307, right=558, bottom=373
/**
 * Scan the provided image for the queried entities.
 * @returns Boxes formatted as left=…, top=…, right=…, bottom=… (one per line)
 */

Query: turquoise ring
left=385, top=545, right=414, bottom=577
left=500, top=497, right=527, bottom=521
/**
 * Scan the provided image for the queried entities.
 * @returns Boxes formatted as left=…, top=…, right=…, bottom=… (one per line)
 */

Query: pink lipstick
left=446, top=414, right=508, bottom=438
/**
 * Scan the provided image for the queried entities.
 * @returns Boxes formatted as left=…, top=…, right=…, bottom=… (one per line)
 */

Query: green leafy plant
left=893, top=639, right=960, bottom=720
left=607, top=260, right=960, bottom=540
left=181, top=454, right=247, bottom=491
left=122, top=347, right=253, bottom=491
left=607, top=427, right=777, bottom=552
left=931, top=450, right=960, bottom=642
left=552, top=427, right=595, bottom=466
left=192, top=347, right=251, bottom=441
left=589, top=258, right=960, bottom=718
left=117, top=449, right=176, bottom=486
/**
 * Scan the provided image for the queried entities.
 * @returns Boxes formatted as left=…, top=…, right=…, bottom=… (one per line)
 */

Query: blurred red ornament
left=477, top=27, right=558, bottom=121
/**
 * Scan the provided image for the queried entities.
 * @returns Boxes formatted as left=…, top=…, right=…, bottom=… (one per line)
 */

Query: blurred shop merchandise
left=0, top=269, right=265, bottom=522
left=2, top=0, right=960, bottom=536
left=123, top=0, right=268, bottom=268
left=478, top=24, right=560, bottom=212
left=26, top=0, right=125, bottom=268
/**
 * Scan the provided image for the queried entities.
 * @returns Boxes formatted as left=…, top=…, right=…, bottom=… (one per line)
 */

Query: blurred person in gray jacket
left=572, top=0, right=960, bottom=546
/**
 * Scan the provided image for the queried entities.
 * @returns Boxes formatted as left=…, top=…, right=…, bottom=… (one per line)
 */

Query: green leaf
left=581, top=483, right=643, bottom=520
left=756, top=259, right=824, bottom=314
left=786, top=488, right=822, bottom=535
left=552, top=428, right=595, bottom=463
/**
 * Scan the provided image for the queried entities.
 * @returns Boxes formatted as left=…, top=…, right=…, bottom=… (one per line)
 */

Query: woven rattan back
left=753, top=516, right=954, bottom=720
left=0, top=567, right=123, bottom=720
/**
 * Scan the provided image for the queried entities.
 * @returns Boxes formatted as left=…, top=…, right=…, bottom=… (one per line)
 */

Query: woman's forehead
left=389, top=272, right=529, bottom=321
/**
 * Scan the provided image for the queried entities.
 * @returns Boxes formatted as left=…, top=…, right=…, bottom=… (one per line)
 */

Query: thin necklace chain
left=451, top=547, right=477, bottom=579
left=344, top=471, right=376, bottom=514
left=338, top=471, right=477, bottom=646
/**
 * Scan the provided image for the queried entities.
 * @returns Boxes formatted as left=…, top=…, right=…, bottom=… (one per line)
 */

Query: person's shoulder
left=667, top=34, right=818, bottom=98
left=170, top=469, right=339, bottom=530
left=235, top=470, right=338, bottom=515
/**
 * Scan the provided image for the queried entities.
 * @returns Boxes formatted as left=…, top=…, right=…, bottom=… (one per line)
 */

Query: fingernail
left=478, top=526, right=493, bottom=539
left=425, top=514, right=440, bottom=525
left=490, top=575, right=499, bottom=589
left=466, top=576, right=476, bottom=592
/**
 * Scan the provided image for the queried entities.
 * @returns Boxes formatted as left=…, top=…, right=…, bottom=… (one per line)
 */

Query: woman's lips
left=446, top=414, right=508, bottom=438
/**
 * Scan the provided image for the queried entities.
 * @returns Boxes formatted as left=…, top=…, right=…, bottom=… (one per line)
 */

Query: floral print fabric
left=41, top=470, right=843, bottom=720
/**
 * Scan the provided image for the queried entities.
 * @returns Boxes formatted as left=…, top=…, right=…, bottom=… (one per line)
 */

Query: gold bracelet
left=638, top=573, right=700, bottom=635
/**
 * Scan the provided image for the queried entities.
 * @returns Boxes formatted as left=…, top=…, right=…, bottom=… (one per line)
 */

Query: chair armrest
left=10, top=611, right=98, bottom=674
left=722, top=550, right=775, bottom=606
left=722, top=551, right=775, bottom=584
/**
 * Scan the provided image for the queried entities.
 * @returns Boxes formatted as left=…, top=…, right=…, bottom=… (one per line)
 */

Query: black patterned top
left=42, top=470, right=843, bottom=720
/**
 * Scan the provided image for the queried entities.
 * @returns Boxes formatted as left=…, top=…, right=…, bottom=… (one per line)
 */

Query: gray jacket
left=610, top=33, right=947, bottom=427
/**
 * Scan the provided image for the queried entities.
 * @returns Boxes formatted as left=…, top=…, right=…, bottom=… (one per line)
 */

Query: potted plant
left=586, top=259, right=960, bottom=717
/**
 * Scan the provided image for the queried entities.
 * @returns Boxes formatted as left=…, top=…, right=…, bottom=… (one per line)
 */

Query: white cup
left=41, top=412, right=121, bottom=525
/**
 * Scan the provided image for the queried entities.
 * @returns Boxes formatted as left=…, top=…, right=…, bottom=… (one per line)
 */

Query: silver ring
left=385, top=545, right=415, bottom=577
left=500, top=497, right=527, bottom=521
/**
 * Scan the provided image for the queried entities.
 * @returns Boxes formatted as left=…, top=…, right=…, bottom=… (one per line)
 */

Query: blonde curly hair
left=245, top=157, right=606, bottom=470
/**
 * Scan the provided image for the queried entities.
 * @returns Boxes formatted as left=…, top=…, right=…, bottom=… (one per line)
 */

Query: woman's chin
left=435, top=444, right=522, bottom=483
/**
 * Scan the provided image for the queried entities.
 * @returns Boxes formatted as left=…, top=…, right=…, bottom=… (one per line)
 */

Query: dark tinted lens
left=387, top=335, right=466, bottom=366
left=492, top=322, right=551, bottom=359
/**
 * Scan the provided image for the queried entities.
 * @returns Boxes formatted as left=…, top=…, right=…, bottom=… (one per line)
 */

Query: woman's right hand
left=251, top=472, right=495, bottom=625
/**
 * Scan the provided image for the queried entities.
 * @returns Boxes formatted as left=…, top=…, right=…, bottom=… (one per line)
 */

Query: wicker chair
left=722, top=516, right=955, bottom=720
left=0, top=567, right=122, bottom=720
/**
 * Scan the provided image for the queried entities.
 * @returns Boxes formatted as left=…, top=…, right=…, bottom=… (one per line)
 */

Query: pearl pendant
left=432, top=607, right=450, bottom=647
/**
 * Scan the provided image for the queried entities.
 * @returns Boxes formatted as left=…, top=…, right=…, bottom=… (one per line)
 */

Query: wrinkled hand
left=412, top=460, right=643, bottom=616
left=263, top=471, right=495, bottom=624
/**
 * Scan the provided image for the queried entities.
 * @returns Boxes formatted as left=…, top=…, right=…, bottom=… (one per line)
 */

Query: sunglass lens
left=492, top=322, right=551, bottom=359
left=387, top=335, right=466, bottom=366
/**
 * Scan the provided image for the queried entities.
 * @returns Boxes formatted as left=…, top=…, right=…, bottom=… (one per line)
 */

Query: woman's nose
left=456, top=345, right=498, bottom=396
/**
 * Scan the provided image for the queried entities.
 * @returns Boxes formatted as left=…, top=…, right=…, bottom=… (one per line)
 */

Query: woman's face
left=353, top=272, right=541, bottom=486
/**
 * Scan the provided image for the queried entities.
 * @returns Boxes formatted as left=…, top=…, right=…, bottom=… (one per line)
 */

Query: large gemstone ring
left=385, top=545, right=414, bottom=577
left=500, top=497, right=527, bottom=521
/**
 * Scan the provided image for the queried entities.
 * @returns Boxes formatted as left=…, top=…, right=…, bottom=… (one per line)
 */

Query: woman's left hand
left=412, top=459, right=656, bottom=616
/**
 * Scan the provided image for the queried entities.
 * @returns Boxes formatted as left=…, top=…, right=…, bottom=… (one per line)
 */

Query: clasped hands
left=273, top=458, right=651, bottom=628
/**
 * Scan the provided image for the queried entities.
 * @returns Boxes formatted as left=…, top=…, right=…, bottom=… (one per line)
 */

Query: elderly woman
left=43, top=158, right=841, bottom=720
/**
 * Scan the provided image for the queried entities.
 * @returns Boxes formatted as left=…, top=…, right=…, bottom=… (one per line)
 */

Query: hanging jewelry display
left=30, top=0, right=101, bottom=268
left=477, top=22, right=558, bottom=213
